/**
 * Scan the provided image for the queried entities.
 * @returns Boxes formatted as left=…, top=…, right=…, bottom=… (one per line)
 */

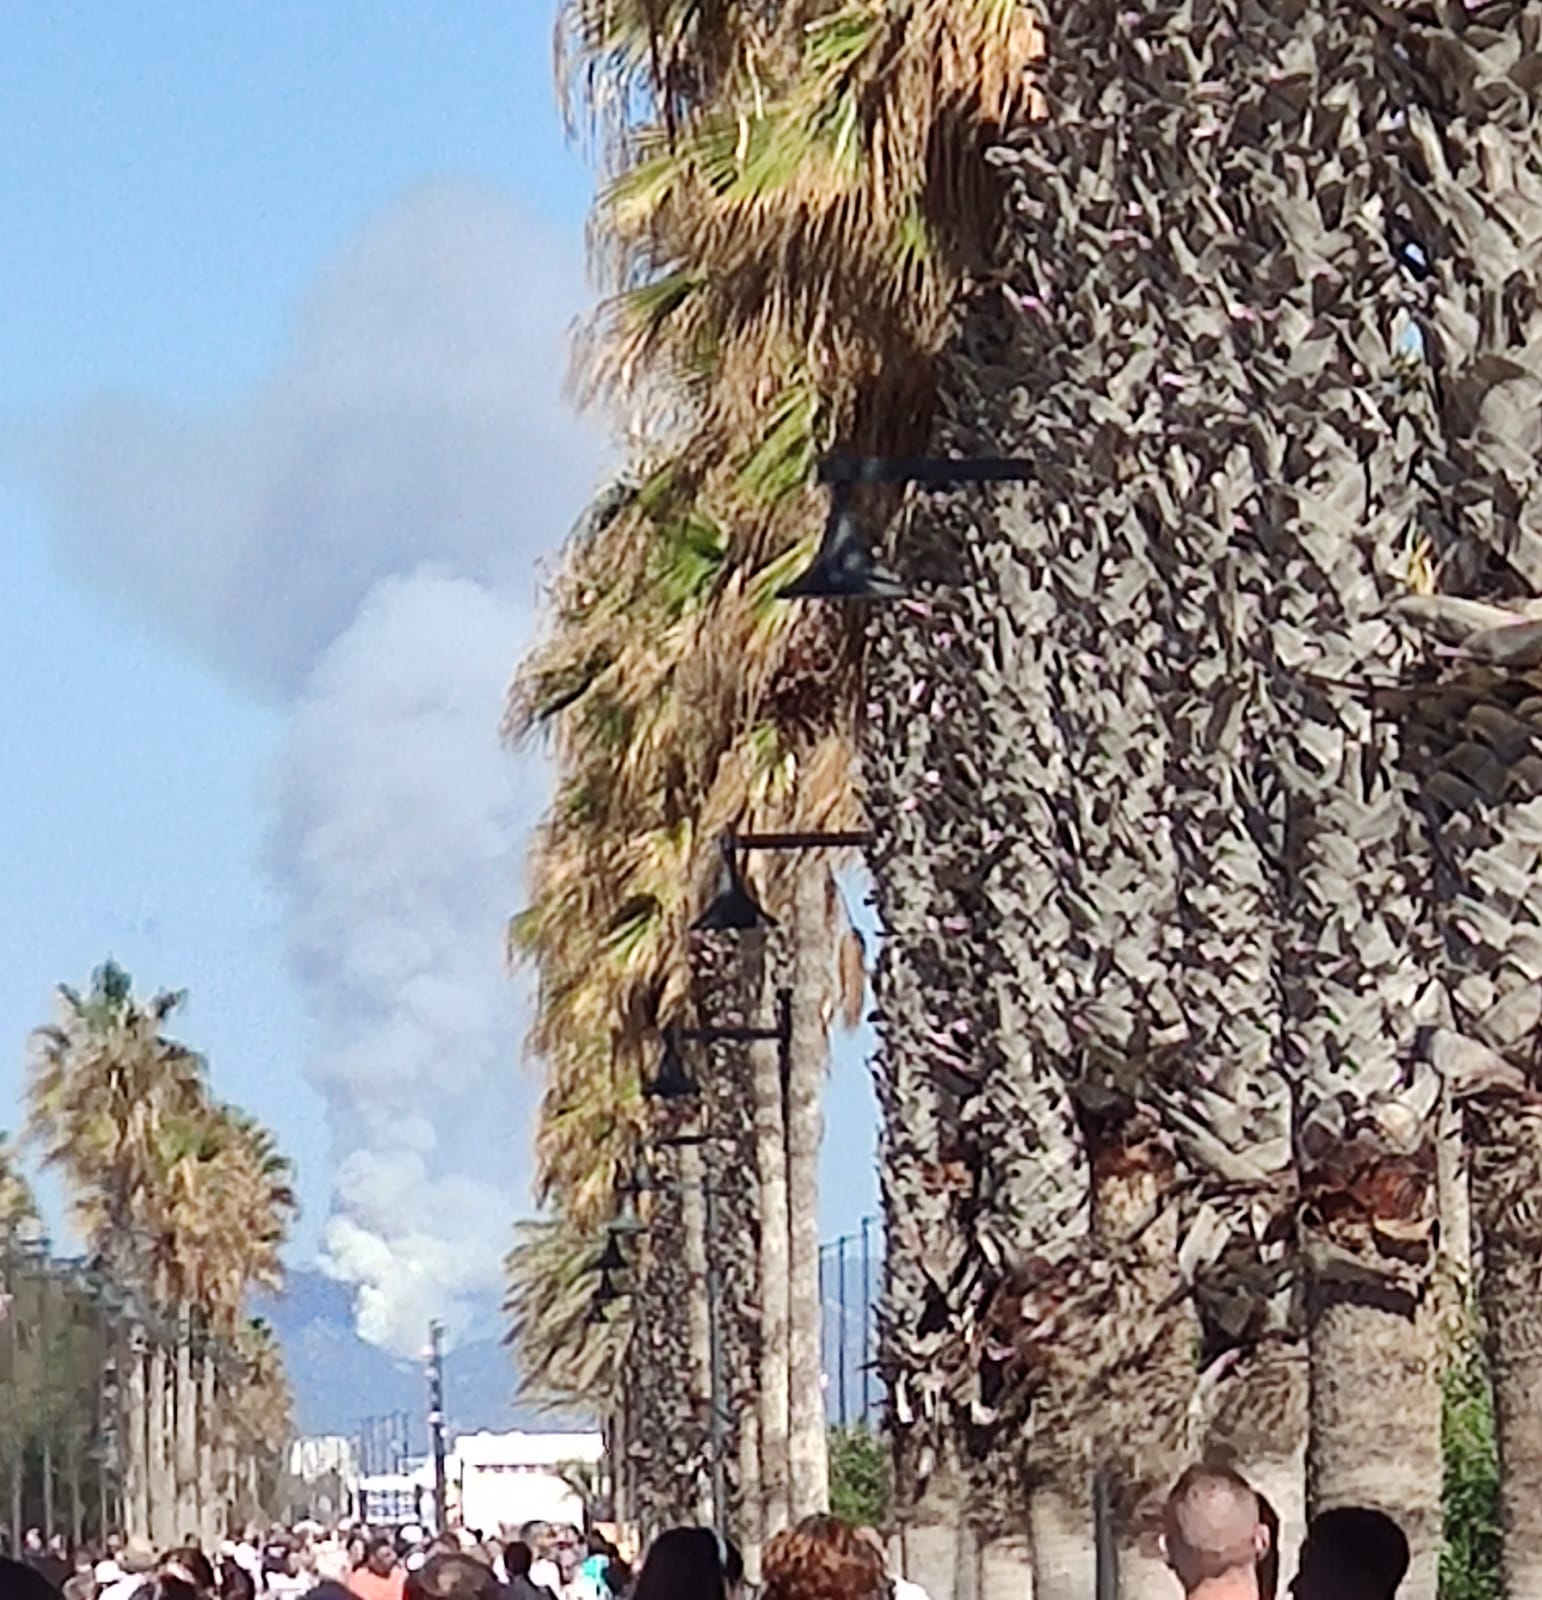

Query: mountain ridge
left=260, top=1268, right=587, bottom=1442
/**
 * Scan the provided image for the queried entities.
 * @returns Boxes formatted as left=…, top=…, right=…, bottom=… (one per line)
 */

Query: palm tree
left=28, top=961, right=209, bottom=1539
left=28, top=964, right=295, bottom=1544
left=521, top=1, right=1048, bottom=1550
left=1358, top=12, right=1542, bottom=1595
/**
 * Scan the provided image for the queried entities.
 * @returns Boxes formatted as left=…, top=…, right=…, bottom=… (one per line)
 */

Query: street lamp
left=778, top=451, right=1039, bottom=600
left=589, top=1234, right=630, bottom=1277
left=691, top=835, right=776, bottom=932
left=691, top=828, right=873, bottom=931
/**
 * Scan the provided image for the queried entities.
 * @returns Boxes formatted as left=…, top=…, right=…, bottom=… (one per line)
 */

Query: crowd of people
left=0, top=1468, right=1409, bottom=1600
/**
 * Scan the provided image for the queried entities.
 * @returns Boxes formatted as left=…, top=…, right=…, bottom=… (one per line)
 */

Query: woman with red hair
left=762, top=1518, right=889, bottom=1600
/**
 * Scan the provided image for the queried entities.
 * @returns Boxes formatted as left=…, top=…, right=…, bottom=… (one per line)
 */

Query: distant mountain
left=260, top=1269, right=587, bottom=1443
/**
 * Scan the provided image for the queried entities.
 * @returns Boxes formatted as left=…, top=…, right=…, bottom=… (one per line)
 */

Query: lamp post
left=779, top=452, right=1040, bottom=600
left=427, top=1323, right=448, bottom=1533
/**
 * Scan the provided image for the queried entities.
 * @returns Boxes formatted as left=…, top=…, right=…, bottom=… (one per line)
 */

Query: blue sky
left=0, top=4, right=877, bottom=1345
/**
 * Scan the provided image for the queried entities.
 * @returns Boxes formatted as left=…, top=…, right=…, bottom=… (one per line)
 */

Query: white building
left=451, top=1430, right=603, bottom=1536
left=290, top=1435, right=360, bottom=1484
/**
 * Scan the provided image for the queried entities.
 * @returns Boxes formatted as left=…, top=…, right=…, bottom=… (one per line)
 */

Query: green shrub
left=1442, top=1310, right=1501, bottom=1600
left=828, top=1425, right=891, bottom=1530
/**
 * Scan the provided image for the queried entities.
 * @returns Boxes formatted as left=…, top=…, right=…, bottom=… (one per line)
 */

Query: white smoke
left=15, top=182, right=603, bottom=1353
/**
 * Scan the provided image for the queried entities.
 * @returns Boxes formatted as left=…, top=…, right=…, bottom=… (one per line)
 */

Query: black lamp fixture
left=691, top=834, right=776, bottom=933
left=594, top=1269, right=625, bottom=1307
left=779, top=480, right=906, bottom=601
left=646, top=1029, right=703, bottom=1100
left=589, top=1234, right=629, bottom=1276
left=692, top=827, right=873, bottom=932
left=778, top=451, right=1039, bottom=601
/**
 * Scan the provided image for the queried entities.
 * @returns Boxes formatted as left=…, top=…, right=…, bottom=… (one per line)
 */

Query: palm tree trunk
left=898, top=1451, right=964, bottom=1600
left=977, top=1536, right=1032, bottom=1600
left=679, top=1142, right=714, bottom=1527
left=694, top=928, right=767, bottom=1554
left=175, top=1314, right=199, bottom=1540
left=1026, top=1482, right=1095, bottom=1600
left=786, top=862, right=829, bottom=1518
left=1376, top=15, right=1542, bottom=1596
left=1467, top=1101, right=1542, bottom=1600
left=123, top=1329, right=151, bottom=1540
left=751, top=987, right=791, bottom=1537
left=1204, top=1345, right=1309, bottom=1589
left=198, top=1353, right=219, bottom=1548
left=147, top=1335, right=174, bottom=1548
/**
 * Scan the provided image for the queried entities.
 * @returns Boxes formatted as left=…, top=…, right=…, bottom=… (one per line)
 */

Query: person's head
left=146, top=1578, right=203, bottom=1600
left=221, top=1563, right=257, bottom=1600
left=348, top=1535, right=368, bottom=1568
left=1, top=1555, right=60, bottom=1600
left=121, top=1539, right=160, bottom=1578
left=632, top=1529, right=725, bottom=1600
left=25, top=1528, right=44, bottom=1553
left=553, top=1529, right=583, bottom=1582
left=63, top=1575, right=97, bottom=1600
left=504, top=1542, right=534, bottom=1579
left=368, top=1538, right=400, bottom=1578
left=1162, top=1466, right=1268, bottom=1594
left=1256, top=1494, right=1280, bottom=1600
left=519, top=1524, right=549, bottom=1558
left=163, top=1547, right=218, bottom=1594
left=761, top=1516, right=888, bottom=1600
left=1292, top=1508, right=1410, bottom=1600
left=404, top=1553, right=502, bottom=1600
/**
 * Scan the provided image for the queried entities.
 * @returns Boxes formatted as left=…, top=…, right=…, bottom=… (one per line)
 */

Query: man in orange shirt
left=350, top=1536, right=407, bottom=1600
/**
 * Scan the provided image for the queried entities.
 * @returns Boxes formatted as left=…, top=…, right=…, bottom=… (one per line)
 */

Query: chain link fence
left=818, top=1217, right=881, bottom=1430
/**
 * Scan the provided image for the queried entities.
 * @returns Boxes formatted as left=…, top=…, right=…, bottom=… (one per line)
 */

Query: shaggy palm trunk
left=1403, top=672, right=1542, bottom=1600
left=175, top=1315, right=199, bottom=1540
left=1382, top=14, right=1542, bottom=1596
left=1469, top=1106, right=1542, bottom=1600
left=123, top=1329, right=151, bottom=1540
left=786, top=862, right=829, bottom=1518
left=1088, top=1141, right=1195, bottom=1600
left=631, top=1144, right=703, bottom=1534
left=696, top=929, right=768, bottom=1562
left=1066, top=7, right=1460, bottom=1594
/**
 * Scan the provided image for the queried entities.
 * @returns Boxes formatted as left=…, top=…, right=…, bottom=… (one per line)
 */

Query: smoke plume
left=22, top=182, right=602, bottom=1352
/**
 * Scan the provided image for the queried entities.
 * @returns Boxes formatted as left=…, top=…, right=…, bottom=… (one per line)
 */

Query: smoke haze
left=19, top=182, right=602, bottom=1352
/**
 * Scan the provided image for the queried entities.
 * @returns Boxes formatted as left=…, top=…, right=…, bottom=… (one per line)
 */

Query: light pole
left=427, top=1324, right=448, bottom=1532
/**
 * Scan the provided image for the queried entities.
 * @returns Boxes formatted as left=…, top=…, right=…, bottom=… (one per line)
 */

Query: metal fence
left=818, top=1217, right=881, bottom=1430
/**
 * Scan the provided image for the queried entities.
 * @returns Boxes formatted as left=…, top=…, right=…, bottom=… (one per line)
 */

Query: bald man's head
left=1163, top=1466, right=1267, bottom=1592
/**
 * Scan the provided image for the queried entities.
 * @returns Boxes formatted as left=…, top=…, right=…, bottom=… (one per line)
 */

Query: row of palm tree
left=506, top=0, right=1041, bottom=1564
left=508, top=5, right=1542, bottom=1600
left=19, top=960, right=296, bottom=1544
